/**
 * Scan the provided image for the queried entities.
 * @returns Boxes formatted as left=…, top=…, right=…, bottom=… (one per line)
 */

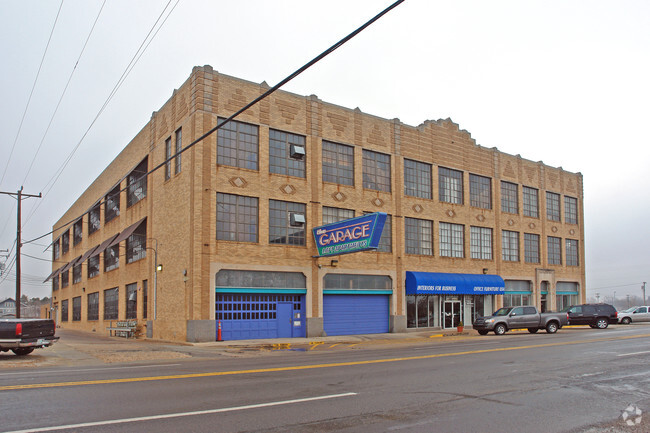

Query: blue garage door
left=323, top=294, right=389, bottom=336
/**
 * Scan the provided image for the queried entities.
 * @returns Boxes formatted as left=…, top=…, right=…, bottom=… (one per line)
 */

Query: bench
left=106, top=320, right=137, bottom=338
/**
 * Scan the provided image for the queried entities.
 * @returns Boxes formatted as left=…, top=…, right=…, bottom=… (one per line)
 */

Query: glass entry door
left=443, top=300, right=461, bottom=329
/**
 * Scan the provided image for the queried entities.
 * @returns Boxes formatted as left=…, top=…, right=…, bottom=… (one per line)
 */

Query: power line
left=0, top=0, right=64, bottom=189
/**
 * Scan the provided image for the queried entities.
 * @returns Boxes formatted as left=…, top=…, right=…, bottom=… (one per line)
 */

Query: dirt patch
left=75, top=348, right=191, bottom=363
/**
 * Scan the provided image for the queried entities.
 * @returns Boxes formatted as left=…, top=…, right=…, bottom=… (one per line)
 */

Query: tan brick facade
left=50, top=65, right=585, bottom=342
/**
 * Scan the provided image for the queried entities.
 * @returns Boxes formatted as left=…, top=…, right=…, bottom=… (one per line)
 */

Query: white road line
left=0, top=363, right=182, bottom=377
left=4, top=392, right=358, bottom=433
left=617, top=351, right=650, bottom=357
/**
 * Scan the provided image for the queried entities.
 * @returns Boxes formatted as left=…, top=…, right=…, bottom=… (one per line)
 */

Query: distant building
left=47, top=66, right=585, bottom=342
left=0, top=298, right=16, bottom=317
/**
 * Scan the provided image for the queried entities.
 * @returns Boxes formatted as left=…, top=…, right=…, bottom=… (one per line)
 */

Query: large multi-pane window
left=373, top=213, right=392, bottom=253
left=126, top=222, right=146, bottom=263
left=164, top=136, right=172, bottom=180
left=439, top=222, right=464, bottom=257
left=547, top=236, right=562, bottom=265
left=523, top=186, right=539, bottom=218
left=88, top=203, right=101, bottom=235
left=52, top=275, right=59, bottom=292
left=269, top=129, right=306, bottom=178
left=217, top=193, right=258, bottom=242
left=565, top=196, right=578, bottom=224
left=217, top=118, right=259, bottom=170
left=53, top=239, right=60, bottom=260
left=501, top=181, right=518, bottom=214
left=269, top=200, right=306, bottom=246
left=127, top=158, right=148, bottom=207
left=126, top=282, right=137, bottom=320
left=61, top=300, right=68, bottom=322
left=566, top=239, right=579, bottom=266
left=439, top=167, right=463, bottom=204
left=73, top=219, right=83, bottom=245
left=104, top=287, right=118, bottom=320
left=502, top=230, right=520, bottom=262
left=404, top=159, right=432, bottom=199
left=470, top=226, right=492, bottom=260
left=405, top=217, right=433, bottom=255
left=87, top=292, right=99, bottom=321
left=174, top=128, right=182, bottom=175
left=322, top=206, right=354, bottom=225
left=72, top=296, right=81, bottom=321
left=362, top=150, right=391, bottom=192
left=61, top=269, right=69, bottom=288
left=322, top=141, right=354, bottom=185
left=61, top=230, right=69, bottom=254
left=469, top=174, right=491, bottom=209
left=88, top=255, right=100, bottom=279
left=524, top=233, right=540, bottom=263
left=104, top=244, right=119, bottom=272
left=73, top=262, right=82, bottom=284
left=105, top=185, right=120, bottom=223
left=546, top=192, right=561, bottom=221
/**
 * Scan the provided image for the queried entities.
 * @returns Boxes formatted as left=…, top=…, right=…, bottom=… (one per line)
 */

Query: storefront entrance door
left=443, top=300, right=461, bottom=329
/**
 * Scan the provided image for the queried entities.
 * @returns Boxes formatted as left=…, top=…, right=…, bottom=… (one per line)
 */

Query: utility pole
left=643, top=282, right=647, bottom=306
left=0, top=187, right=42, bottom=318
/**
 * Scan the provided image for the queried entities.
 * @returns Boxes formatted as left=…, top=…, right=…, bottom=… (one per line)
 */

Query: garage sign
left=313, top=212, right=387, bottom=257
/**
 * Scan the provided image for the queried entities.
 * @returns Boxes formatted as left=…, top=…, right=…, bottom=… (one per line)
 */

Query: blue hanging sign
left=313, top=212, right=387, bottom=257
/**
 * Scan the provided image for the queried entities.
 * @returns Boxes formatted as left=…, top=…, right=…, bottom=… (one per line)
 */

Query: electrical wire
left=0, top=0, right=64, bottom=189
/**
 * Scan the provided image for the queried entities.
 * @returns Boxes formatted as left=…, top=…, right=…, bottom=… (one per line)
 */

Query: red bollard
left=217, top=320, right=223, bottom=341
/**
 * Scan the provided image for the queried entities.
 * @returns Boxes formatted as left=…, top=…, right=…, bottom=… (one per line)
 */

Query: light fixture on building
left=482, top=268, right=488, bottom=274
left=157, top=264, right=163, bottom=272
left=331, top=259, right=339, bottom=267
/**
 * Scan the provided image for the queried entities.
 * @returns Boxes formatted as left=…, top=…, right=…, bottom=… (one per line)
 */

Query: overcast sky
left=0, top=0, right=648, bottom=302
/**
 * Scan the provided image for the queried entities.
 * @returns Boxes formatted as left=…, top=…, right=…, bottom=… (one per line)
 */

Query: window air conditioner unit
left=290, top=213, right=305, bottom=226
left=290, top=144, right=305, bottom=160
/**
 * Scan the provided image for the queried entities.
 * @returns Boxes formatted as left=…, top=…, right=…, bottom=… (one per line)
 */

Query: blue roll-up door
left=323, top=294, right=389, bottom=336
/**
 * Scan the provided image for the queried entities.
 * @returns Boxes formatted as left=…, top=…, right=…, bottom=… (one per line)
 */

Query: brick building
left=47, top=66, right=585, bottom=342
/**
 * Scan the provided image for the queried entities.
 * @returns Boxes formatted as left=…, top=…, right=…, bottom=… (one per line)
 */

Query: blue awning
left=405, top=272, right=505, bottom=295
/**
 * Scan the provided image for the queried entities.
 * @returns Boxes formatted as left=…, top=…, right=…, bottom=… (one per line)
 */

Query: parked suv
left=565, top=304, right=618, bottom=329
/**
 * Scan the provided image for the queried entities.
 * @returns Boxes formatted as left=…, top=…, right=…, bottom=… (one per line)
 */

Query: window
left=105, top=185, right=120, bottom=223
left=126, top=222, right=146, bottom=263
left=73, top=262, right=82, bottom=284
left=87, top=292, right=99, bottom=321
left=126, top=282, right=137, bottom=320
left=565, top=196, right=578, bottom=224
left=470, top=226, right=492, bottom=260
left=364, top=212, right=392, bottom=253
left=73, top=219, right=83, bottom=246
left=52, top=274, right=59, bottom=292
left=104, top=244, right=119, bottom=272
left=127, top=158, right=148, bottom=207
left=104, top=288, right=118, bottom=320
left=323, top=206, right=354, bottom=225
left=88, top=202, right=101, bottom=235
left=53, top=239, right=60, bottom=260
left=269, top=200, right=306, bottom=246
left=61, top=300, right=68, bottom=322
left=363, top=150, right=391, bottom=192
left=269, top=129, right=306, bottom=178
left=405, top=217, right=433, bottom=255
left=404, top=159, right=432, bottom=199
left=142, top=280, right=148, bottom=319
left=469, top=174, right=491, bottom=209
left=72, top=296, right=81, bottom=321
left=439, top=167, right=463, bottom=204
left=61, top=230, right=69, bottom=254
left=546, top=192, right=561, bottom=221
left=61, top=269, right=69, bottom=288
left=164, top=136, right=172, bottom=180
left=88, top=254, right=100, bottom=279
left=322, top=141, right=354, bottom=185
left=217, top=193, right=258, bottom=242
left=502, top=230, right=519, bottom=262
left=439, top=222, right=464, bottom=257
left=524, top=233, right=540, bottom=264
left=217, top=118, right=259, bottom=170
left=501, top=181, right=518, bottom=214
left=323, top=274, right=392, bottom=290
left=548, top=236, right=562, bottom=265
left=216, top=270, right=306, bottom=289
left=175, top=128, right=182, bottom=174
left=566, top=239, right=579, bottom=266
left=523, top=186, right=539, bottom=218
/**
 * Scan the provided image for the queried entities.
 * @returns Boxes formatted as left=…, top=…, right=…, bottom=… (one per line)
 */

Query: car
left=473, top=306, right=568, bottom=335
left=618, top=306, right=650, bottom=324
left=565, top=303, right=618, bottom=329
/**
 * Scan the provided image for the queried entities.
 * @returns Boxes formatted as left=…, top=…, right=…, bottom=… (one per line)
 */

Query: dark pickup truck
left=0, top=318, right=59, bottom=356
left=473, top=306, right=568, bottom=335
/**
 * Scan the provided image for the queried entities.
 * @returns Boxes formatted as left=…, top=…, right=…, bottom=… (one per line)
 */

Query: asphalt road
left=1, top=325, right=650, bottom=433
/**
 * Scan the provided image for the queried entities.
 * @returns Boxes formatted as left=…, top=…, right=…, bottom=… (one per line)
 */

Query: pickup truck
left=473, top=306, right=568, bottom=335
left=0, top=318, right=59, bottom=356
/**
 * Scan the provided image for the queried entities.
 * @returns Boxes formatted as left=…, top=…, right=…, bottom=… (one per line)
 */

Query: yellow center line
left=3, top=333, right=648, bottom=392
